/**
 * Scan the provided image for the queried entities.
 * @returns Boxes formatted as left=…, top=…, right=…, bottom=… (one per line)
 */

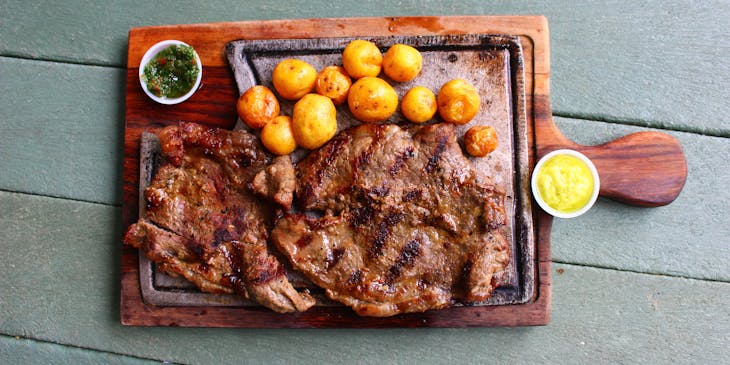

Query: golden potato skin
left=347, top=77, right=399, bottom=123
left=236, top=85, right=280, bottom=129
left=315, top=66, right=352, bottom=105
left=464, top=125, right=498, bottom=157
left=260, top=115, right=297, bottom=155
left=437, top=79, right=481, bottom=125
left=292, top=94, right=338, bottom=149
left=342, top=40, right=383, bottom=79
left=382, top=44, right=423, bottom=82
left=272, top=59, right=317, bottom=100
left=400, top=86, right=437, bottom=123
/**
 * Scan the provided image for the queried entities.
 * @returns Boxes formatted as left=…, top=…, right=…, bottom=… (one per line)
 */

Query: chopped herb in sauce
left=143, top=44, right=199, bottom=98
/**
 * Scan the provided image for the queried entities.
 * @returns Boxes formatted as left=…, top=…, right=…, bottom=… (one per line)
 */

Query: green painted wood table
left=1, top=1, right=728, bottom=364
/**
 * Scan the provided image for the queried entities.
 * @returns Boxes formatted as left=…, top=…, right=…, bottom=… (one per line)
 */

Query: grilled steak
left=271, top=123, right=510, bottom=317
left=123, top=122, right=314, bottom=313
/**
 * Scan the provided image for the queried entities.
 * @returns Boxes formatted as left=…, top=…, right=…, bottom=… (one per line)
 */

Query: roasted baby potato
left=342, top=40, right=383, bottom=79
left=437, top=78, right=481, bottom=125
left=272, top=59, right=317, bottom=100
left=464, top=125, right=498, bottom=157
left=400, top=86, right=437, bottom=123
left=292, top=93, right=337, bottom=149
left=347, top=76, right=398, bottom=123
left=315, top=66, right=352, bottom=105
left=260, top=115, right=297, bottom=155
left=236, top=85, right=280, bottom=129
left=382, top=44, right=422, bottom=82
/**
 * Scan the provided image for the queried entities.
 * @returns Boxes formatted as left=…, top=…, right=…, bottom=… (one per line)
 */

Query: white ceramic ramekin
left=139, top=40, right=202, bottom=105
left=531, top=149, right=600, bottom=218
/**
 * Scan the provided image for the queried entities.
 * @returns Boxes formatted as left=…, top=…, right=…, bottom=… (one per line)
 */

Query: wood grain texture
left=1, top=191, right=728, bottom=363
left=122, top=15, right=551, bottom=327
left=0, top=335, right=159, bottom=365
left=537, top=119, right=687, bottom=207
left=2, top=0, right=728, bottom=134
left=0, top=57, right=125, bottom=205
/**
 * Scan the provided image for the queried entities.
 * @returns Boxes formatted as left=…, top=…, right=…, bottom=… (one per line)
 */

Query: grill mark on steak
left=221, top=239, right=246, bottom=295
left=213, top=228, right=233, bottom=247
left=424, top=133, right=449, bottom=173
left=326, top=247, right=346, bottom=271
left=295, top=233, right=312, bottom=248
left=312, top=134, right=348, bottom=187
left=353, top=147, right=374, bottom=175
left=247, top=255, right=287, bottom=285
left=384, top=237, right=422, bottom=285
left=389, top=147, right=415, bottom=177
left=368, top=210, right=404, bottom=259
left=350, top=205, right=373, bottom=228
left=347, top=270, right=364, bottom=290
left=352, top=127, right=383, bottom=181
left=369, top=185, right=390, bottom=198
left=402, top=189, right=422, bottom=203
left=299, top=135, right=349, bottom=205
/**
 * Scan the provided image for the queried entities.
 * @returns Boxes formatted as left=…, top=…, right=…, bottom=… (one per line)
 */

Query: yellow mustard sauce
left=536, top=154, right=595, bottom=213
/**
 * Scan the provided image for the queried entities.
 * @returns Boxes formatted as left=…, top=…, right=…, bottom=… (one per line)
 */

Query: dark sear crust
left=271, top=123, right=510, bottom=317
left=123, top=122, right=314, bottom=313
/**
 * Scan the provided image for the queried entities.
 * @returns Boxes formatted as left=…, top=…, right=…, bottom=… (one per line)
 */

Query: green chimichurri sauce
left=143, top=44, right=199, bottom=98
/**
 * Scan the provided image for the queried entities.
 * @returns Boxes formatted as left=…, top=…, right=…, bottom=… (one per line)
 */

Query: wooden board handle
left=537, top=121, right=687, bottom=207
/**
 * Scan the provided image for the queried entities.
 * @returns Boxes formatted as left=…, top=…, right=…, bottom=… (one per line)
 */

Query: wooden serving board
left=122, top=16, right=686, bottom=327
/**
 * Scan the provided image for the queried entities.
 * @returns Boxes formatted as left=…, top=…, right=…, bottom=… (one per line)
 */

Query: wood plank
left=0, top=335, right=160, bottom=365
left=0, top=56, right=124, bottom=205
left=551, top=117, right=730, bottom=282
left=1, top=1, right=728, bottom=134
left=121, top=15, right=551, bottom=328
left=0, top=192, right=727, bottom=363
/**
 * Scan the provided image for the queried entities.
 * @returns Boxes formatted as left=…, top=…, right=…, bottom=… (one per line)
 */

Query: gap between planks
left=0, top=333, right=168, bottom=364
left=553, top=112, right=730, bottom=139
left=0, top=188, right=121, bottom=208
left=554, top=261, right=730, bottom=285
left=0, top=53, right=124, bottom=70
